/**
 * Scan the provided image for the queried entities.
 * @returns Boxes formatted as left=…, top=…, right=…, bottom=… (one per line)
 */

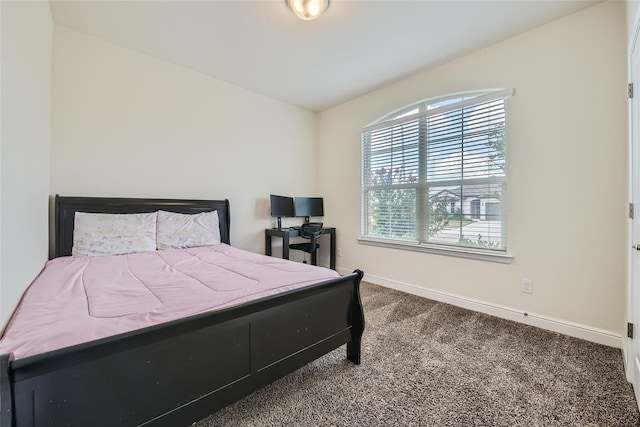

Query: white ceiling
left=50, top=0, right=601, bottom=112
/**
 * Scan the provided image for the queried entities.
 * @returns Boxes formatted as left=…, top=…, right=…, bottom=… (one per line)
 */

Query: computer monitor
left=270, top=194, right=295, bottom=230
left=294, top=197, right=324, bottom=223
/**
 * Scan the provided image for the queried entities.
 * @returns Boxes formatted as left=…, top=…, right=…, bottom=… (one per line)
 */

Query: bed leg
left=347, top=339, right=362, bottom=365
left=1, top=353, right=15, bottom=427
left=347, top=269, right=365, bottom=365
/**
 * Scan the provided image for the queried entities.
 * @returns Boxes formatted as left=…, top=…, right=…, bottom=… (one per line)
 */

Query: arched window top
left=367, top=88, right=512, bottom=129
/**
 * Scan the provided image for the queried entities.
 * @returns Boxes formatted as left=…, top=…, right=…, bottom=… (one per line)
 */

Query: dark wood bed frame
left=0, top=196, right=364, bottom=427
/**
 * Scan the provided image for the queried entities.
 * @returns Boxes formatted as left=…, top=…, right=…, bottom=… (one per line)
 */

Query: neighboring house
left=430, top=184, right=502, bottom=221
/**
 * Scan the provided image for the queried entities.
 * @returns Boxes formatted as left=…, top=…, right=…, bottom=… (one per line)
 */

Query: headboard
left=54, top=195, right=231, bottom=258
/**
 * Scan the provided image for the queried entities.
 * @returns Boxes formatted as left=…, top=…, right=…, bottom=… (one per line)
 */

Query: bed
left=0, top=195, right=364, bottom=427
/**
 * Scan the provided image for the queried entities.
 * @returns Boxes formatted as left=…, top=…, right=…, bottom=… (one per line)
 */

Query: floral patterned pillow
left=72, top=212, right=158, bottom=257
left=156, top=210, right=220, bottom=250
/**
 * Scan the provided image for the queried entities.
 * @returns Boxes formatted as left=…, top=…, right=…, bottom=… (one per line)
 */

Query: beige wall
left=319, top=2, right=627, bottom=336
left=51, top=26, right=317, bottom=254
left=0, top=1, right=52, bottom=327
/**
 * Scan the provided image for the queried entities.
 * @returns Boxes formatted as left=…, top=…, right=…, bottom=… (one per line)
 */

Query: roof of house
left=431, top=184, right=503, bottom=201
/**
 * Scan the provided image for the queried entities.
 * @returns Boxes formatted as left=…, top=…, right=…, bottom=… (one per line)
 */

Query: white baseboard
left=340, top=268, right=622, bottom=349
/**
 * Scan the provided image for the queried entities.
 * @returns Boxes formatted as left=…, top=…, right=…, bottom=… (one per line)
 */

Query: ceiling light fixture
left=286, top=0, right=329, bottom=21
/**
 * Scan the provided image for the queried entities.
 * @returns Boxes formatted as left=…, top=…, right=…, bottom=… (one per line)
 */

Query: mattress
left=0, top=244, right=340, bottom=360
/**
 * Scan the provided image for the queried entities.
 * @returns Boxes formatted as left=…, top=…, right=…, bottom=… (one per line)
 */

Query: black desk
left=265, top=227, right=336, bottom=270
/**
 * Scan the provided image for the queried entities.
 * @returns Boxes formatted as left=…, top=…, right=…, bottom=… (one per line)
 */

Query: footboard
left=0, top=269, right=364, bottom=427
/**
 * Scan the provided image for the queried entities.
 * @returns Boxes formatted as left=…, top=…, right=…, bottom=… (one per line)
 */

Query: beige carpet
left=195, top=282, right=640, bottom=426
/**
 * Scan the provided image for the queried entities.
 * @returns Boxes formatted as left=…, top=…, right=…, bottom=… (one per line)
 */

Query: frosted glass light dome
left=287, top=0, right=329, bottom=21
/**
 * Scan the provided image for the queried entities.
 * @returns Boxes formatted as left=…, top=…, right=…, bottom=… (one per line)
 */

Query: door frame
left=626, top=3, right=640, bottom=404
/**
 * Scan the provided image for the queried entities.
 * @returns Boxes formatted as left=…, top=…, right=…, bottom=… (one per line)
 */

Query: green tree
left=427, top=199, right=449, bottom=237
left=486, top=122, right=506, bottom=173
left=368, top=167, right=417, bottom=240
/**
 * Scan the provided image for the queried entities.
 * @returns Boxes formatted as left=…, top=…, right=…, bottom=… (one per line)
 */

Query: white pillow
left=72, top=212, right=158, bottom=257
left=156, top=210, right=220, bottom=250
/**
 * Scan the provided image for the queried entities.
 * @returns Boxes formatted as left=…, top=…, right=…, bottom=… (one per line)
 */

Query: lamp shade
left=287, top=0, right=329, bottom=21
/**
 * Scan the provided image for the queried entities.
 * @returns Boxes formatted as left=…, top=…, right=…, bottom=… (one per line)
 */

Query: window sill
left=357, top=237, right=513, bottom=264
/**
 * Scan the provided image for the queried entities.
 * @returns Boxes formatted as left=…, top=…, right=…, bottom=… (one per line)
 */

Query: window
left=360, top=89, right=512, bottom=257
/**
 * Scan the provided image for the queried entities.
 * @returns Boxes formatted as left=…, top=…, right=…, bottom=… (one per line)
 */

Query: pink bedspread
left=0, top=244, right=340, bottom=360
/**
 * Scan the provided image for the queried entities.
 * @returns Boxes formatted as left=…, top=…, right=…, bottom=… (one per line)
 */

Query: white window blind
left=361, top=88, right=512, bottom=252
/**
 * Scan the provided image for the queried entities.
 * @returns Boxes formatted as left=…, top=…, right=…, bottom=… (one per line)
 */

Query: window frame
left=359, top=88, right=514, bottom=263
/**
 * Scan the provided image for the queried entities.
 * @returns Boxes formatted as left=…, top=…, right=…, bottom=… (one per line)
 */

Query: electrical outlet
left=337, top=247, right=342, bottom=257
left=521, top=279, right=533, bottom=294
